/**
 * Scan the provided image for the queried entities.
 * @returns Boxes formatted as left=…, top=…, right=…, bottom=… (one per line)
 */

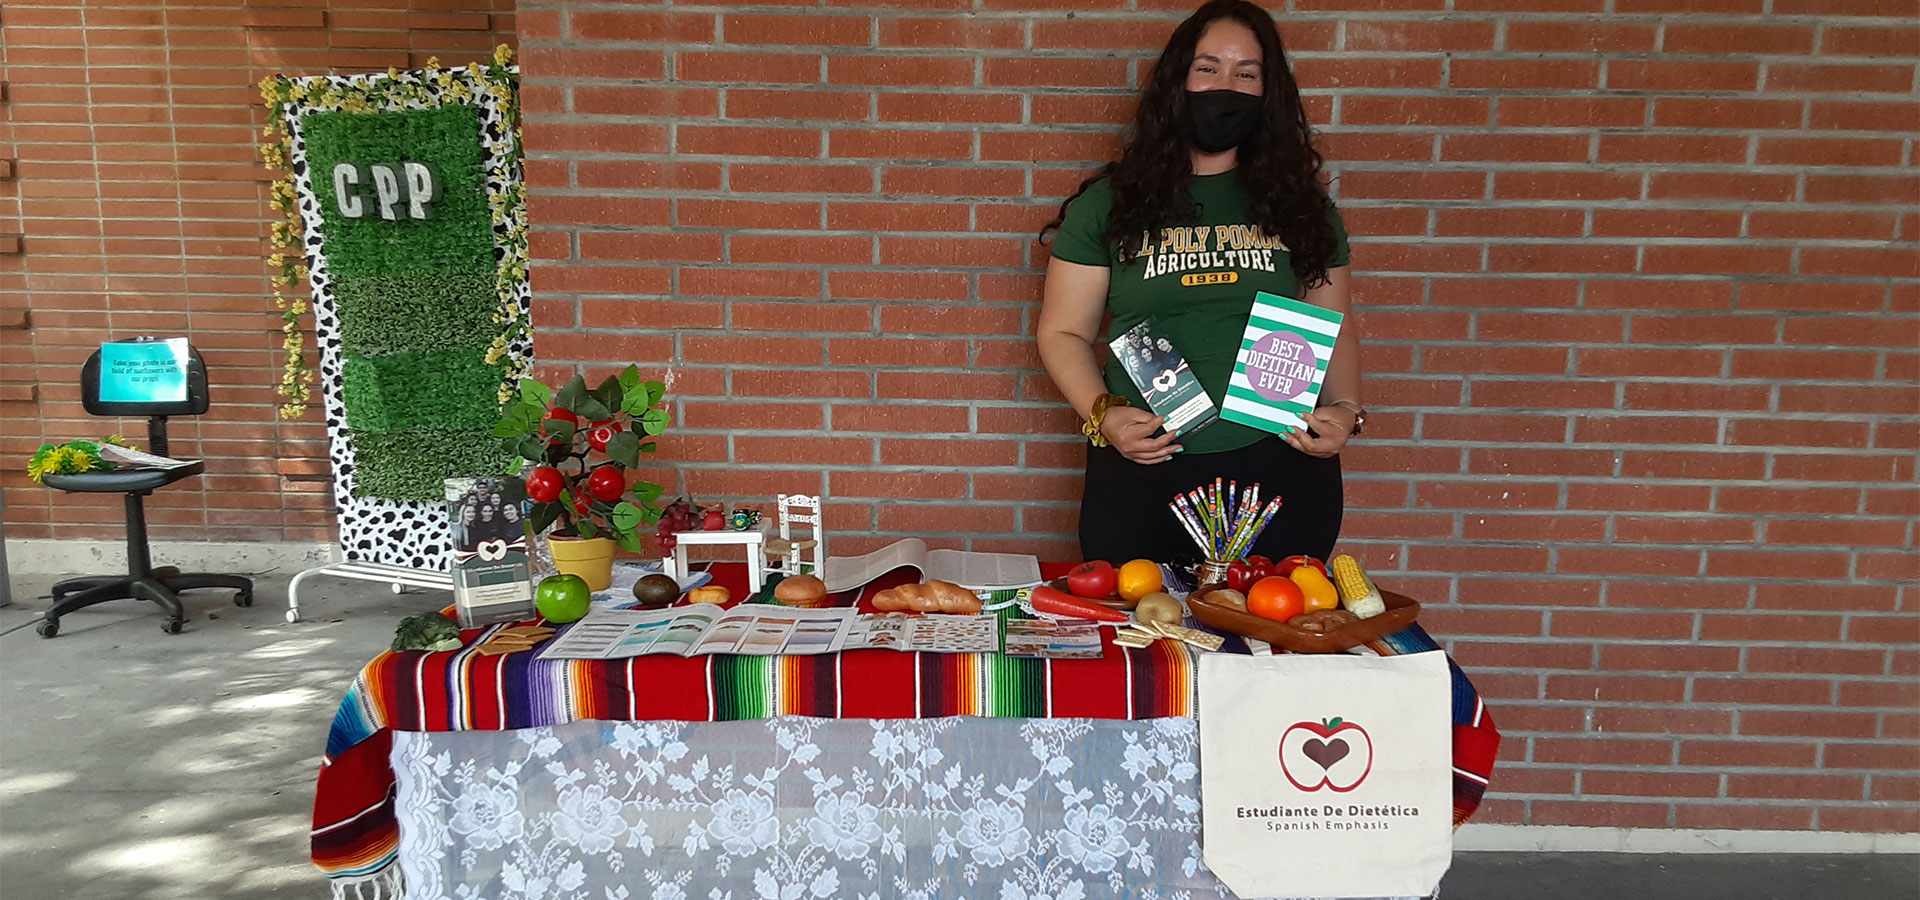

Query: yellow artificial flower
left=494, top=44, right=513, bottom=66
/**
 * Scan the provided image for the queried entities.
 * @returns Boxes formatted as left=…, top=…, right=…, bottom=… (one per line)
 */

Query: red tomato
left=586, top=466, right=626, bottom=503
left=1065, top=560, right=1117, bottom=598
left=587, top=419, right=622, bottom=452
left=540, top=408, right=579, bottom=443
left=526, top=466, right=565, bottom=504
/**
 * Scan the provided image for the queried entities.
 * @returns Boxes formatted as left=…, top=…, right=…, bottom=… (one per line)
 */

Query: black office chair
left=37, top=339, right=253, bottom=637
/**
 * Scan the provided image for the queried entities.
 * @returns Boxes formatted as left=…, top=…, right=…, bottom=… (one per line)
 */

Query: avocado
left=631, top=573, right=681, bottom=608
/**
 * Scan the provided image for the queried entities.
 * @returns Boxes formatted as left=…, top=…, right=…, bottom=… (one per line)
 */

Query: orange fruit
left=1117, top=559, right=1164, bottom=602
left=1247, top=576, right=1306, bottom=623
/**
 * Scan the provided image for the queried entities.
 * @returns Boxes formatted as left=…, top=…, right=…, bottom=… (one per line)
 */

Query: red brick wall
left=0, top=0, right=516, bottom=542
left=519, top=0, right=1919, bottom=833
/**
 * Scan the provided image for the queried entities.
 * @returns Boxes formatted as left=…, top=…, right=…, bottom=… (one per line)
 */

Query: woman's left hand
left=1283, top=406, right=1358, bottom=458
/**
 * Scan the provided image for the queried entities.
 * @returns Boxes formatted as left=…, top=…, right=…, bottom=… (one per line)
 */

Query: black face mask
left=1185, top=89, right=1265, bottom=153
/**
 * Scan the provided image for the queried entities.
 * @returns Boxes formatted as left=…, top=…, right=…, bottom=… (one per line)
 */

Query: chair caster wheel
left=285, top=609, right=302, bottom=624
left=162, top=619, right=184, bottom=635
left=235, top=591, right=253, bottom=607
left=153, top=566, right=181, bottom=580
left=36, top=619, right=58, bottom=639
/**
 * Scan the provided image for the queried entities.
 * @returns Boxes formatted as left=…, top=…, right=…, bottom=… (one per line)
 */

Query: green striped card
left=1220, top=291, right=1344, bottom=435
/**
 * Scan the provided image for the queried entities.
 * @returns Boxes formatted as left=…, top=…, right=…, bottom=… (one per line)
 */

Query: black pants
left=1077, top=437, right=1343, bottom=566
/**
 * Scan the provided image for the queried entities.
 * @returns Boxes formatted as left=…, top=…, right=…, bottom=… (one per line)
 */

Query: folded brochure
left=1220, top=291, right=1344, bottom=436
left=1109, top=320, right=1218, bottom=438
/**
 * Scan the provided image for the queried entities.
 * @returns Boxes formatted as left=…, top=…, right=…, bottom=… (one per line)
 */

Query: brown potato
left=1134, top=592, right=1182, bottom=625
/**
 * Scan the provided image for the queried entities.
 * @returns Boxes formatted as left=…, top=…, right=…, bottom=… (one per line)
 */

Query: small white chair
left=764, top=493, right=824, bottom=579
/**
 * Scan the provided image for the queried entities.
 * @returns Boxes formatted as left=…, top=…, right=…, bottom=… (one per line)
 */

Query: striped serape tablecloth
left=312, top=562, right=1500, bottom=891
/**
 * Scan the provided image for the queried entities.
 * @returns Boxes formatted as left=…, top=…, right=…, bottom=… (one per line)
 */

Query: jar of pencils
left=1192, top=558, right=1232, bottom=588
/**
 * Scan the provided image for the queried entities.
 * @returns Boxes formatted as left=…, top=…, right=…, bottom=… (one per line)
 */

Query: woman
left=1038, top=0, right=1363, bottom=566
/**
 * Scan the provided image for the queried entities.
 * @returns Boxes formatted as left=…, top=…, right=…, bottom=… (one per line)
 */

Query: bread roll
left=774, top=574, right=827, bottom=608
left=871, top=580, right=981, bottom=615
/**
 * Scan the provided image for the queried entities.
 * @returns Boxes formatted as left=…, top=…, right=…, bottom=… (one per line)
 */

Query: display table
left=313, top=563, right=1500, bottom=899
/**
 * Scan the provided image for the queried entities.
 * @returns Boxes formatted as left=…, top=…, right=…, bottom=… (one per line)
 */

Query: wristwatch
left=1326, top=399, right=1366, bottom=436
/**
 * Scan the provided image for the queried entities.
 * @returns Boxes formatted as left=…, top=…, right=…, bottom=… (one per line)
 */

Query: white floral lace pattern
left=392, top=717, right=1418, bottom=900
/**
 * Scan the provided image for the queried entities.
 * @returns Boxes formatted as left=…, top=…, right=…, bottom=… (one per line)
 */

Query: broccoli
left=391, top=612, right=464, bottom=653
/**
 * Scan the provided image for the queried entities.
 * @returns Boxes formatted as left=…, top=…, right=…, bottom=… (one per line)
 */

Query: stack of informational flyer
left=537, top=605, right=1002, bottom=660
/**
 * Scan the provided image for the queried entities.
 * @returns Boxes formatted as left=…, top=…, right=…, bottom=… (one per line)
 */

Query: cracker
left=1111, top=634, right=1153, bottom=648
left=1151, top=622, right=1225, bottom=651
left=474, top=642, right=519, bottom=656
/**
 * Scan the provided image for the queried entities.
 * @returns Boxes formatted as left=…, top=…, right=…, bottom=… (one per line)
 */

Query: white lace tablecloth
left=390, top=716, right=1426, bottom=900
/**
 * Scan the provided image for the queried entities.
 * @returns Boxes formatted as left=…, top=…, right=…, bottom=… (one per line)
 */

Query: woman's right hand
left=1100, top=406, right=1181, bottom=464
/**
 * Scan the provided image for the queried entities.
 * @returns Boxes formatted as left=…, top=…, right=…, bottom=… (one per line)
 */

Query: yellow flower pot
left=548, top=535, right=615, bottom=592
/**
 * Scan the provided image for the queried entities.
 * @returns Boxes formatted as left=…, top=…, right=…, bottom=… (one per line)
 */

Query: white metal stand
left=285, top=559, right=453, bottom=623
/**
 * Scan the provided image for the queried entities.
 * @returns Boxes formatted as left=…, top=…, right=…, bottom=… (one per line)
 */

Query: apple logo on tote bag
left=1279, top=717, right=1373, bottom=792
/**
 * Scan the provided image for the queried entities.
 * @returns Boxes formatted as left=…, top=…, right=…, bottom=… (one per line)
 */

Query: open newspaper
left=538, top=605, right=1002, bottom=660
left=98, top=444, right=194, bottom=469
left=823, top=538, right=1042, bottom=594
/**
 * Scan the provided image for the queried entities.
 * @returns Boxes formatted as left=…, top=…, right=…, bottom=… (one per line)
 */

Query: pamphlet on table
left=539, top=605, right=856, bottom=659
left=1002, top=618, right=1104, bottom=659
left=1220, top=291, right=1343, bottom=436
left=824, top=538, right=1043, bottom=594
left=538, top=606, right=1005, bottom=659
left=844, top=612, right=1000, bottom=654
left=445, top=475, right=536, bottom=628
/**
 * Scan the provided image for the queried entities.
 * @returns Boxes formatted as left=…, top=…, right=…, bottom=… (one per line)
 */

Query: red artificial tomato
left=587, top=419, right=622, bottom=452
left=526, top=466, right=565, bottom=504
left=1247, top=576, right=1306, bottom=623
left=1065, top=560, right=1117, bottom=598
left=1275, top=555, right=1329, bottom=578
left=586, top=466, right=626, bottom=503
left=540, top=408, right=579, bottom=443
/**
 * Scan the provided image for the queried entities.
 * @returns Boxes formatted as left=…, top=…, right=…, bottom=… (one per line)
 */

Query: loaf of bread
left=871, top=580, right=981, bottom=614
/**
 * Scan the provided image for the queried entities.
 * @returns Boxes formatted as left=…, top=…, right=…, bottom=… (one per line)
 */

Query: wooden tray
left=1044, top=577, right=1137, bottom=611
left=1187, top=582, right=1420, bottom=653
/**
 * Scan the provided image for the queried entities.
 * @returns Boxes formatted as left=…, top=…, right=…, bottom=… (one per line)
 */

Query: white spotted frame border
left=267, top=57, right=534, bottom=570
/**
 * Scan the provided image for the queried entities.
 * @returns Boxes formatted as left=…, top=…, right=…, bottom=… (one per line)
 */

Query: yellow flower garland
left=258, top=46, right=529, bottom=419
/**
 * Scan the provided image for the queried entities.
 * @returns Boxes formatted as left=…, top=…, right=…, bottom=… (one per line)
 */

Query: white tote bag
left=1198, top=651, right=1454, bottom=899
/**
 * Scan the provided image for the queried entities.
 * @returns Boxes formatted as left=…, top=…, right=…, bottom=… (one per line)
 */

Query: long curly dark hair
left=1040, top=0, right=1338, bottom=290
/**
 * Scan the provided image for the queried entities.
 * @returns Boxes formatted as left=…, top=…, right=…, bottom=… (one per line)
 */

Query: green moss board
left=342, top=350, right=507, bottom=434
left=302, top=105, right=493, bottom=278
left=335, top=271, right=499, bottom=357
left=347, top=429, right=519, bottom=502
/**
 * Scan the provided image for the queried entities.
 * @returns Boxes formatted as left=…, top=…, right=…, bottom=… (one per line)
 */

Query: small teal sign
left=98, top=339, right=188, bottom=404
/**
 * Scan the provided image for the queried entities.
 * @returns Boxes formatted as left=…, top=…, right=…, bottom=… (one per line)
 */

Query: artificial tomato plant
left=494, top=365, right=671, bottom=552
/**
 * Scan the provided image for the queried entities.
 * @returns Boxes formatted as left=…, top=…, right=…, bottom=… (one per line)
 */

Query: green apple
left=535, top=574, right=592, bottom=624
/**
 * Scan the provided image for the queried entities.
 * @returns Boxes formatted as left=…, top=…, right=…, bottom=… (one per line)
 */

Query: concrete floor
left=1, top=572, right=1915, bottom=900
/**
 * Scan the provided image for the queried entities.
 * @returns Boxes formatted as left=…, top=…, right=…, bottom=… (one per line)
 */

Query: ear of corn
left=1331, top=554, right=1386, bottom=619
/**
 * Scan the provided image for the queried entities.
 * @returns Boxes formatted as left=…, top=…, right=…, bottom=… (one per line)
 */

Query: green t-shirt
left=1050, top=170, right=1351, bottom=454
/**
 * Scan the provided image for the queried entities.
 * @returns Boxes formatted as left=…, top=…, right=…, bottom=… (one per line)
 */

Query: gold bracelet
left=1082, top=393, right=1129, bottom=447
